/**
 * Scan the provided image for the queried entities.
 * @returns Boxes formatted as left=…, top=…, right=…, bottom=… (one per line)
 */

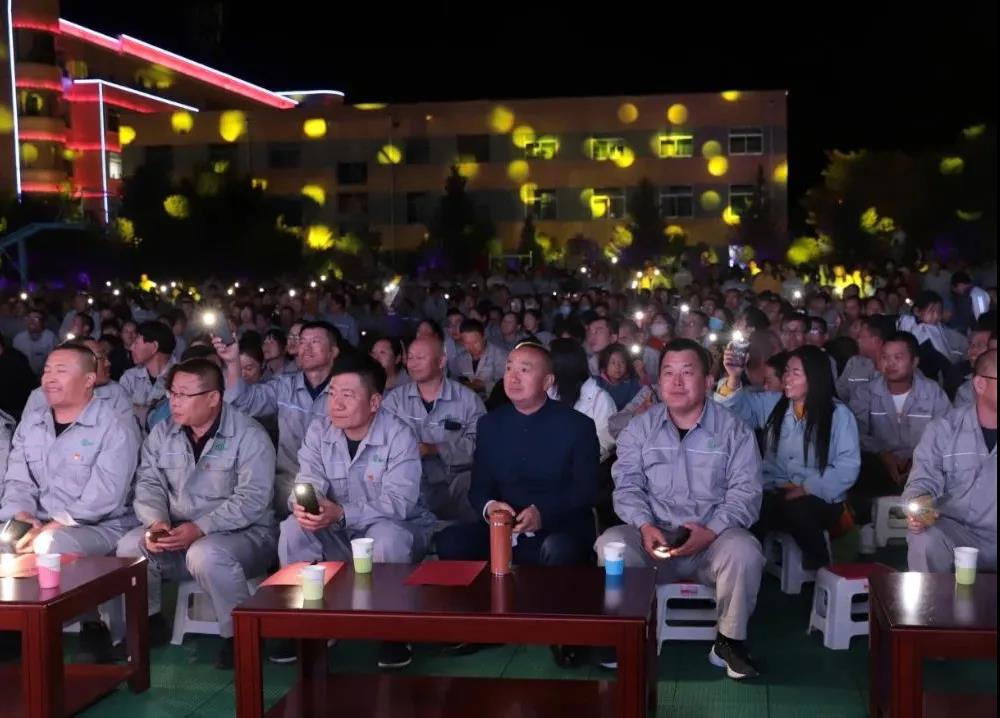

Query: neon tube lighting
left=12, top=18, right=60, bottom=32
left=14, top=78, right=65, bottom=92
left=98, top=82, right=109, bottom=223
left=74, top=79, right=200, bottom=113
left=58, top=18, right=120, bottom=51
left=21, top=181, right=63, bottom=193
left=276, top=90, right=345, bottom=97
left=7, top=0, right=22, bottom=197
left=18, top=130, right=67, bottom=143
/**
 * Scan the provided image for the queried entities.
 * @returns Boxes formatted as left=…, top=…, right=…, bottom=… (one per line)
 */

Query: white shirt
left=548, top=377, right=617, bottom=463
left=891, top=391, right=910, bottom=419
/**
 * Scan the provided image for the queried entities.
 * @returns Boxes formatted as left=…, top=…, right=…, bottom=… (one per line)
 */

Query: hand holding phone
left=0, top=518, right=33, bottom=546
left=145, top=529, right=170, bottom=543
left=200, top=310, right=234, bottom=345
left=294, top=483, right=321, bottom=515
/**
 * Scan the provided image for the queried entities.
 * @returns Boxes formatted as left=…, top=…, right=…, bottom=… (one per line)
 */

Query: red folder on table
left=260, top=561, right=344, bottom=587
left=403, top=560, right=486, bottom=587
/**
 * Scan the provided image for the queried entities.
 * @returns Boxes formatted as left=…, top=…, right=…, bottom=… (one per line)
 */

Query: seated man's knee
left=45, top=528, right=84, bottom=555
left=367, top=522, right=417, bottom=563
left=539, top=533, right=588, bottom=566
left=185, top=537, right=230, bottom=576
left=907, top=526, right=949, bottom=571
left=116, top=527, right=146, bottom=558
left=716, top=530, right=764, bottom=568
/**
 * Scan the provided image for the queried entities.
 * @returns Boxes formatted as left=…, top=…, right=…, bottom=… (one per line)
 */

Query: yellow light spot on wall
left=721, top=91, right=741, bottom=102
left=0, top=104, right=13, bottom=134
left=212, top=160, right=229, bottom=174
left=20, top=143, right=38, bottom=164
left=612, top=146, right=635, bottom=168
left=306, top=225, right=334, bottom=250
left=773, top=161, right=788, bottom=184
left=301, top=184, right=326, bottom=206
left=377, top=144, right=402, bottom=165
left=119, top=126, right=136, bottom=145
left=354, top=103, right=387, bottom=111
left=489, top=106, right=515, bottom=133
left=303, top=118, right=327, bottom=139
left=617, top=102, right=639, bottom=124
left=722, top=206, right=741, bottom=226
left=507, top=159, right=530, bottom=183
left=962, top=125, right=985, bottom=140
left=708, top=156, right=729, bottom=177
left=667, top=104, right=688, bottom=125
left=700, top=190, right=721, bottom=211
left=512, top=125, right=536, bottom=149
left=219, top=111, right=247, bottom=142
left=251, top=178, right=268, bottom=190
left=519, top=182, right=538, bottom=204
left=666, top=224, right=685, bottom=237
left=939, top=156, right=964, bottom=175
left=701, top=140, right=722, bottom=158
left=163, top=195, right=189, bottom=219
left=196, top=173, right=220, bottom=196
left=590, top=194, right=609, bottom=219
left=62, top=148, right=77, bottom=161
left=579, top=188, right=595, bottom=207
left=171, top=111, right=194, bottom=134
left=456, top=159, right=479, bottom=179
left=956, top=209, right=983, bottom=221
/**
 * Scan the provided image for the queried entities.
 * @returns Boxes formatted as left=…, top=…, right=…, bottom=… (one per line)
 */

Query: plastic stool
left=763, top=531, right=832, bottom=594
left=655, top=583, right=717, bottom=653
left=808, top=563, right=894, bottom=649
left=873, top=496, right=909, bottom=548
left=171, top=576, right=262, bottom=645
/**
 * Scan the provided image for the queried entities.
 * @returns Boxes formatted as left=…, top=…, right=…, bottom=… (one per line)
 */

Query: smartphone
left=200, top=310, right=234, bottom=345
left=294, top=483, right=321, bottom=515
left=663, top=526, right=691, bottom=550
left=0, top=518, right=33, bottom=545
left=145, top=529, right=170, bottom=543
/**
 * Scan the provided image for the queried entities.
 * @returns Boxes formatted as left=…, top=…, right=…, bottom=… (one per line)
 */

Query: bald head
left=976, top=349, right=997, bottom=378
left=510, top=342, right=553, bottom=375
left=973, top=349, right=997, bottom=413
left=406, top=335, right=447, bottom=383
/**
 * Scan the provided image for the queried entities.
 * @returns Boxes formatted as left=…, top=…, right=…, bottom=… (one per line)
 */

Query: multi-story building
left=3, top=0, right=787, bottom=256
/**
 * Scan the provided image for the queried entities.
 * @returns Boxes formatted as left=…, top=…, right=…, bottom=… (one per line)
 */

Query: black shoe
left=376, top=642, right=412, bottom=669
left=148, top=612, right=171, bottom=648
left=268, top=639, right=298, bottom=664
left=442, top=642, right=499, bottom=656
left=80, top=621, right=115, bottom=664
left=216, top=638, right=234, bottom=670
left=550, top=645, right=585, bottom=669
left=709, top=635, right=759, bottom=680
left=595, top=647, right=617, bottom=670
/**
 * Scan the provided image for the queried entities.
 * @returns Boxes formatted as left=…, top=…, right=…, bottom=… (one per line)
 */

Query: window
left=105, top=109, right=120, bottom=133
left=18, top=90, right=53, bottom=117
left=406, top=191, right=428, bottom=224
left=660, top=186, right=694, bottom=218
left=338, top=192, right=368, bottom=215
left=729, top=184, right=756, bottom=214
left=729, top=128, right=764, bottom=155
left=593, top=188, right=626, bottom=219
left=108, top=153, right=123, bottom=180
left=657, top=134, right=694, bottom=158
left=524, top=138, right=558, bottom=160
left=589, top=137, right=626, bottom=161
left=208, top=143, right=238, bottom=164
left=268, top=142, right=300, bottom=169
left=405, top=138, right=430, bottom=165
left=144, top=145, right=173, bottom=171
left=456, top=134, right=490, bottom=163
left=337, top=161, right=367, bottom=185
left=14, top=29, right=56, bottom=64
left=525, top=188, right=557, bottom=220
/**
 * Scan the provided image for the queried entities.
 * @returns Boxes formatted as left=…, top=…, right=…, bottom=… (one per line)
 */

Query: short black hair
left=136, top=320, right=176, bottom=356
left=263, top=328, right=287, bottom=348
left=179, top=344, right=217, bottom=362
left=807, top=316, right=828, bottom=335
left=76, top=312, right=95, bottom=336
left=860, top=315, right=893, bottom=342
left=588, top=316, right=620, bottom=335
left=167, top=358, right=224, bottom=394
left=331, top=351, right=387, bottom=396
left=659, top=338, right=711, bottom=376
left=740, top=307, right=770, bottom=333
left=417, top=318, right=445, bottom=342
left=884, top=330, right=920, bottom=359
left=55, top=341, right=98, bottom=373
left=951, top=271, right=973, bottom=288
left=914, top=290, right=943, bottom=312
left=459, top=318, right=485, bottom=336
left=299, top=320, right=343, bottom=350
left=446, top=308, right=465, bottom=320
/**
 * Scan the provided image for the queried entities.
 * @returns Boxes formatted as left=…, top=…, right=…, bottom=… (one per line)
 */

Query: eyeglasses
left=976, top=374, right=997, bottom=380
left=167, top=389, right=217, bottom=400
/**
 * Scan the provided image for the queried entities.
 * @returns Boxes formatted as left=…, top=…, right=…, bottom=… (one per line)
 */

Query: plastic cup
left=300, top=564, right=325, bottom=601
left=351, top=538, right=374, bottom=574
left=954, top=547, right=978, bottom=585
left=37, top=553, right=62, bottom=589
left=602, top=541, right=626, bottom=576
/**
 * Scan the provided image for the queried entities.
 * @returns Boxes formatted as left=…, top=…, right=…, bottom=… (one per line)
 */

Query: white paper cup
left=954, top=546, right=978, bottom=585
left=300, top=564, right=325, bottom=600
left=602, top=541, right=626, bottom=576
left=351, top=538, right=375, bottom=574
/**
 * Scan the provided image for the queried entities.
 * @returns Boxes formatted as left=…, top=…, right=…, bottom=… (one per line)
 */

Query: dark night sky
left=61, top=1, right=997, bottom=225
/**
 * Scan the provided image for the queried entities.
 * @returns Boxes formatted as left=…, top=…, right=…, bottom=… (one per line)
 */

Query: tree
left=731, top=165, right=782, bottom=259
left=626, top=178, right=665, bottom=264
left=517, top=212, right=544, bottom=268
left=426, top=166, right=495, bottom=273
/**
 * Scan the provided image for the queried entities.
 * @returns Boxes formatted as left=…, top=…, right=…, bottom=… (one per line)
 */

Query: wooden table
left=0, top=556, right=149, bottom=717
left=869, top=571, right=997, bottom=718
left=233, top=564, right=658, bottom=718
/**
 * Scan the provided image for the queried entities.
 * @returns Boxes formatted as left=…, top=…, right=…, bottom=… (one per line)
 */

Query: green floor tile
left=500, top=644, right=596, bottom=680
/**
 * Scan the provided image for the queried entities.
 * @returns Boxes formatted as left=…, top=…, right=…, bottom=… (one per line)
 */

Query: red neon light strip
left=57, top=18, right=120, bottom=52
left=15, top=78, right=64, bottom=92
left=65, top=93, right=163, bottom=115
left=12, top=18, right=60, bottom=32
left=18, top=130, right=67, bottom=143
left=21, top=181, right=64, bottom=193
left=66, top=142, right=122, bottom=153
left=119, top=36, right=296, bottom=109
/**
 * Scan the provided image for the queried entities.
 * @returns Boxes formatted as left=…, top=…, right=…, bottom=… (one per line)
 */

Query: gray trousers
left=423, top=469, right=477, bottom=524
left=116, top=524, right=277, bottom=638
left=595, top=525, right=764, bottom=641
left=278, top=516, right=428, bottom=566
left=907, top=516, right=998, bottom=572
left=48, top=520, right=137, bottom=642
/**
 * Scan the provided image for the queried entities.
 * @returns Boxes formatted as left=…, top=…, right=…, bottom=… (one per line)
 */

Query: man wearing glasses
left=116, top=358, right=277, bottom=670
left=904, top=349, right=997, bottom=573
left=22, top=339, right=132, bottom=419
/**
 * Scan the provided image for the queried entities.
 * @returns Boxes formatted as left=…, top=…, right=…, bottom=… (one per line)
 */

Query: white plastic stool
left=763, top=531, right=831, bottom=594
left=808, top=563, right=893, bottom=649
left=171, top=576, right=262, bottom=645
left=655, top=583, right=717, bottom=653
left=873, top=496, right=909, bottom=548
